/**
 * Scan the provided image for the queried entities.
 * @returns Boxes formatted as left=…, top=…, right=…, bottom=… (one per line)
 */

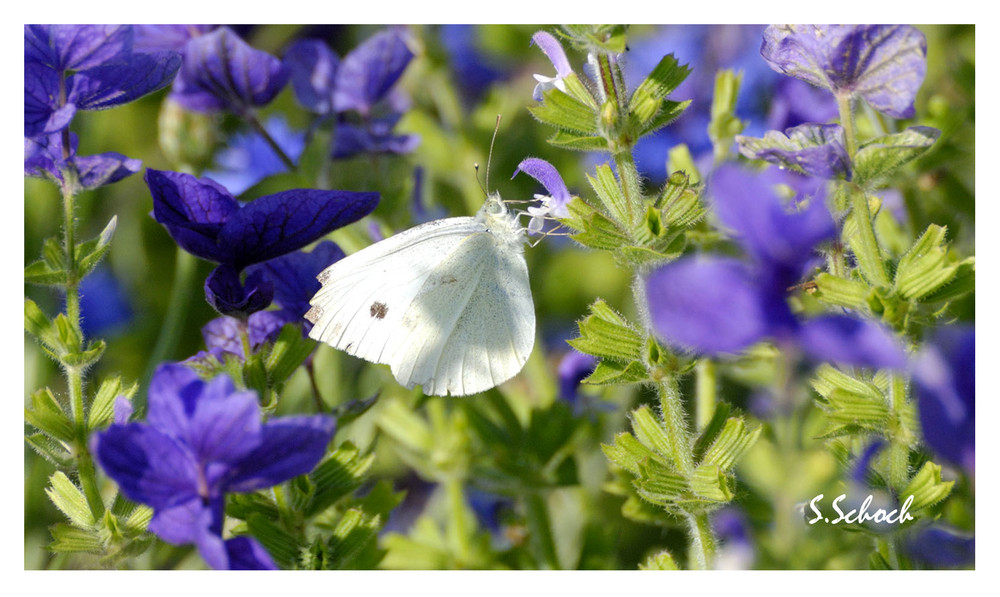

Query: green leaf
left=811, top=364, right=884, bottom=403
left=813, top=272, right=872, bottom=311
left=48, top=523, right=102, bottom=554
left=920, top=257, right=975, bottom=303
left=584, top=164, right=631, bottom=227
left=25, top=388, right=75, bottom=443
left=545, top=129, right=608, bottom=152
left=74, top=216, right=117, bottom=279
left=246, top=513, right=302, bottom=569
left=693, top=402, right=731, bottom=462
left=567, top=300, right=643, bottom=361
left=638, top=99, right=690, bottom=138
left=629, top=54, right=691, bottom=129
left=88, top=376, right=137, bottom=429
left=62, top=339, right=106, bottom=369
left=583, top=359, right=650, bottom=385
left=708, top=69, right=746, bottom=161
left=265, top=323, right=316, bottom=385
left=689, top=463, right=732, bottom=502
left=528, top=87, right=599, bottom=135
left=894, top=224, right=963, bottom=301
left=306, top=442, right=376, bottom=517
left=900, top=461, right=954, bottom=513
left=700, top=418, right=761, bottom=472
left=853, top=127, right=940, bottom=187
left=320, top=508, right=385, bottom=569
left=24, top=259, right=68, bottom=286
left=25, top=432, right=73, bottom=467
left=640, top=550, right=680, bottom=570
left=46, top=471, right=96, bottom=528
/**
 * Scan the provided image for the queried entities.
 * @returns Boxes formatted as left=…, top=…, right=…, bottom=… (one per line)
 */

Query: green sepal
left=74, top=216, right=117, bottom=280
left=900, top=461, right=954, bottom=513
left=811, top=364, right=884, bottom=403
left=88, top=376, right=138, bottom=429
left=689, top=463, right=732, bottom=502
left=700, top=417, right=761, bottom=472
left=242, top=350, right=269, bottom=402
left=245, top=513, right=302, bottom=569
left=583, top=358, right=650, bottom=385
left=48, top=523, right=102, bottom=554
left=668, top=144, right=702, bottom=184
left=528, top=86, right=599, bottom=135
left=656, top=171, right=705, bottom=228
left=639, top=550, right=680, bottom=570
left=46, top=471, right=96, bottom=528
left=25, top=432, right=73, bottom=467
left=560, top=72, right=599, bottom=109
left=708, top=69, right=746, bottom=161
left=693, top=402, right=732, bottom=462
left=637, top=100, right=690, bottom=140
left=602, top=431, right=660, bottom=476
left=617, top=238, right=685, bottom=269
left=920, top=257, right=975, bottom=303
left=630, top=406, right=678, bottom=464
left=820, top=388, right=891, bottom=429
left=844, top=185, right=891, bottom=287
left=813, top=272, right=872, bottom=311
left=567, top=299, right=643, bottom=361
left=565, top=197, right=630, bottom=251
left=304, top=442, right=376, bottom=518
left=853, top=127, right=940, bottom=188
left=584, top=163, right=631, bottom=228
left=61, top=339, right=106, bottom=369
left=633, top=457, right=688, bottom=506
left=377, top=397, right=433, bottom=455
left=869, top=551, right=893, bottom=570
left=628, top=54, right=691, bottom=132
left=545, top=129, right=608, bottom=152
left=312, top=508, right=385, bottom=570
left=25, top=387, right=75, bottom=443
left=265, top=323, right=317, bottom=386
left=893, top=224, right=965, bottom=301
left=562, top=25, right=627, bottom=54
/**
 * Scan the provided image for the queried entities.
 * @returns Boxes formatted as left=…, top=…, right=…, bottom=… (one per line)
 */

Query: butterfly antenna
left=485, top=114, right=501, bottom=194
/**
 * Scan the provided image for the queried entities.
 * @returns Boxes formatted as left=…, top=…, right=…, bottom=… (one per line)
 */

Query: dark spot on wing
left=440, top=275, right=458, bottom=284
left=370, top=301, right=388, bottom=319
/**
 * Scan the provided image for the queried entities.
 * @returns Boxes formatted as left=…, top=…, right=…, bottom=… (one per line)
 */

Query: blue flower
left=905, top=526, right=974, bottom=568
left=76, top=264, right=133, bottom=338
left=332, top=28, right=414, bottom=117
left=25, top=133, right=141, bottom=190
left=169, top=27, right=288, bottom=115
left=646, top=165, right=906, bottom=370
left=93, top=363, right=336, bottom=569
left=439, top=25, right=513, bottom=104
left=913, top=326, right=974, bottom=474
left=24, top=25, right=181, bottom=137
left=737, top=123, right=850, bottom=179
left=761, top=25, right=927, bottom=119
left=203, top=115, right=306, bottom=196
left=145, top=168, right=377, bottom=317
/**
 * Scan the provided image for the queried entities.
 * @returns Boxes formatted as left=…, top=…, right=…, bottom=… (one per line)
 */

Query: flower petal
left=224, top=536, right=279, bottom=570
left=68, top=51, right=181, bottom=111
left=797, top=315, right=908, bottom=370
left=530, top=31, right=572, bottom=101
left=225, top=415, right=336, bottom=492
left=646, top=257, right=773, bottom=355
left=146, top=169, right=240, bottom=263
left=24, top=62, right=77, bottom=137
left=512, top=157, right=571, bottom=214
left=284, top=38, right=339, bottom=114
left=736, top=123, right=849, bottom=179
left=245, top=241, right=345, bottom=322
left=25, top=24, right=131, bottom=72
left=204, top=265, right=275, bottom=317
left=334, top=29, right=413, bottom=115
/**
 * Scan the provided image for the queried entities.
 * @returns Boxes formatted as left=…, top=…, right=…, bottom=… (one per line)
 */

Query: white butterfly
left=305, top=194, right=535, bottom=396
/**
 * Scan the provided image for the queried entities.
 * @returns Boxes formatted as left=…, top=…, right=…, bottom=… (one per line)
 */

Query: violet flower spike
left=530, top=31, right=573, bottom=101
left=760, top=25, right=927, bottom=119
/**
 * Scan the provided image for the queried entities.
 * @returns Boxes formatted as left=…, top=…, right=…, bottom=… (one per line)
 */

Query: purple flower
left=132, top=25, right=214, bottom=53
left=332, top=115, right=420, bottom=160
left=76, top=264, right=133, bottom=337
left=558, top=350, right=598, bottom=405
left=646, top=165, right=906, bottom=369
left=169, top=27, right=288, bottom=115
left=93, top=363, right=335, bottom=569
left=440, top=25, right=513, bottom=104
left=766, top=77, right=840, bottom=131
left=333, top=28, right=413, bottom=117
left=712, top=508, right=754, bottom=569
left=913, top=327, right=974, bottom=473
left=760, top=25, right=927, bottom=119
left=284, top=38, right=340, bottom=115
left=736, top=123, right=850, bottom=179
left=202, top=311, right=287, bottom=359
left=204, top=115, right=306, bottom=196
left=905, top=526, right=974, bottom=568
left=24, top=25, right=181, bottom=137
left=512, top=158, right=572, bottom=234
left=25, top=133, right=141, bottom=190
left=530, top=31, right=573, bottom=101
left=245, top=241, right=345, bottom=327
left=145, top=168, right=377, bottom=317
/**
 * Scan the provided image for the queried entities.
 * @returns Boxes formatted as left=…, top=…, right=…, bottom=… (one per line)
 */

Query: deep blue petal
left=203, top=115, right=305, bottom=196
left=284, top=38, right=339, bottom=114
left=146, top=362, right=206, bottom=437
left=225, top=415, right=336, bottom=492
left=245, top=240, right=345, bottom=322
left=25, top=24, right=132, bottom=71
left=913, top=326, right=975, bottom=471
left=331, top=119, right=420, bottom=159
left=24, top=62, right=77, bottom=137
left=218, top=189, right=378, bottom=268
left=204, top=265, right=275, bottom=317
left=75, top=151, right=142, bottom=189
left=797, top=315, right=908, bottom=370
left=68, top=51, right=181, bottom=111
left=905, top=526, right=974, bottom=568
left=646, top=257, right=773, bottom=355
left=557, top=350, right=597, bottom=404
left=170, top=27, right=288, bottom=114
left=133, top=24, right=214, bottom=53
left=146, top=169, right=240, bottom=263
left=334, top=28, right=413, bottom=115
left=224, top=536, right=279, bottom=570
left=513, top=157, right=572, bottom=203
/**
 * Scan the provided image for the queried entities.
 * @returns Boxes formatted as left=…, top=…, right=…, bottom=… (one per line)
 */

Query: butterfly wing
left=307, top=217, right=484, bottom=367
left=386, top=230, right=535, bottom=396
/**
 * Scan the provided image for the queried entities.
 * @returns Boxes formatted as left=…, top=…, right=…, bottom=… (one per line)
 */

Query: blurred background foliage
left=24, top=24, right=974, bottom=569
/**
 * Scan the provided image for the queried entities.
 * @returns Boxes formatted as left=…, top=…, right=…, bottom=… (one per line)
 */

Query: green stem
left=686, top=512, right=716, bottom=570
left=60, top=178, right=80, bottom=330
left=694, top=359, right=717, bottom=431
left=443, top=478, right=473, bottom=566
left=655, top=375, right=694, bottom=477
left=849, top=185, right=891, bottom=287
left=886, top=373, right=910, bottom=493
left=140, top=249, right=197, bottom=408
left=525, top=491, right=560, bottom=570
left=246, top=111, right=297, bottom=172
left=837, top=92, right=858, bottom=160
